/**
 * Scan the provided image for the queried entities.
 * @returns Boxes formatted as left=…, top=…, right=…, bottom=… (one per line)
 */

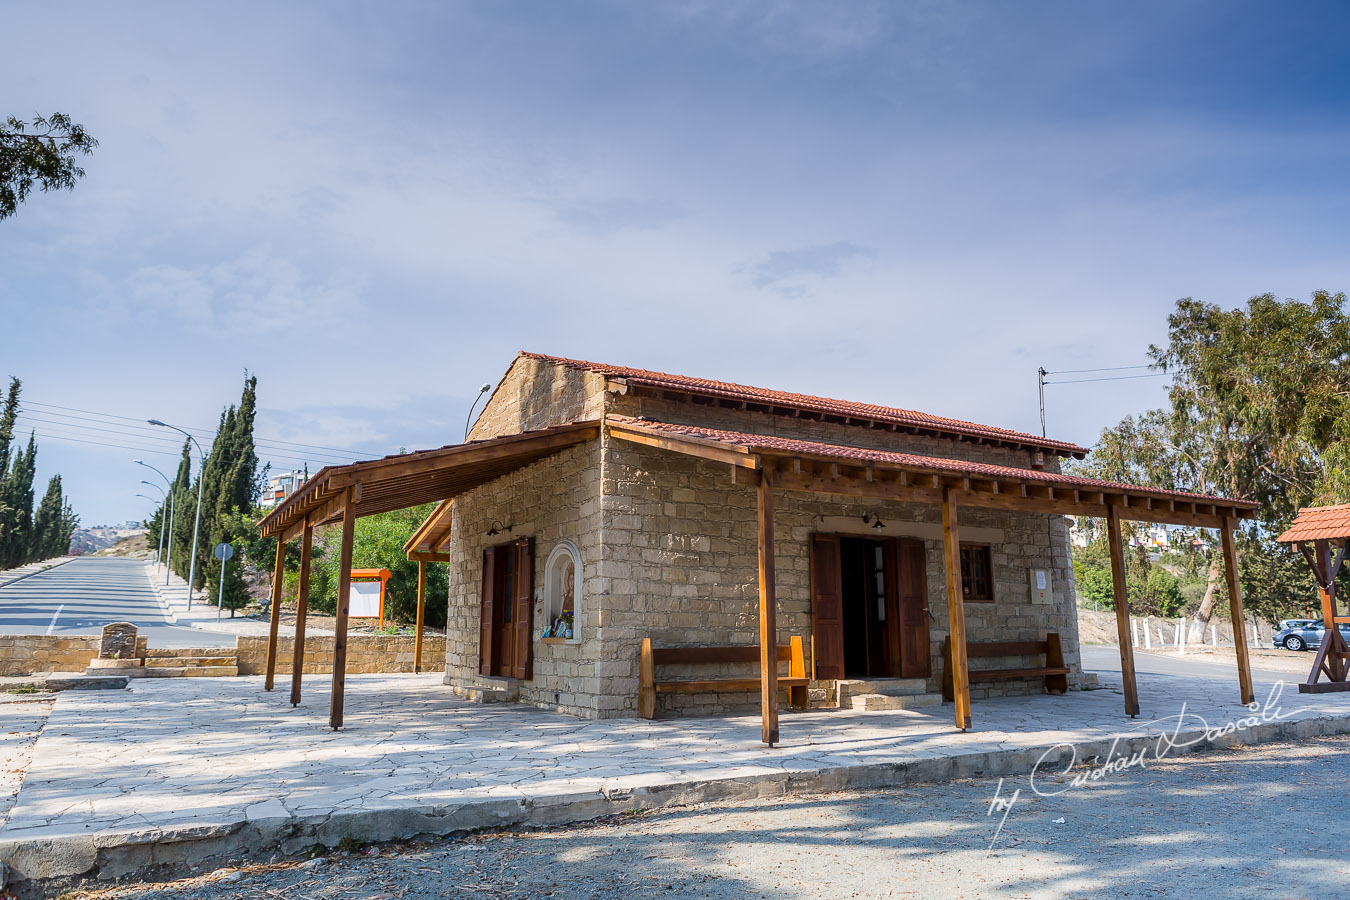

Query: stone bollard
left=85, top=622, right=147, bottom=677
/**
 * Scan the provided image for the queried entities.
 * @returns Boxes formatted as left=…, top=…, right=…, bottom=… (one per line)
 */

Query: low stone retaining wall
left=236, top=634, right=447, bottom=675
left=0, top=634, right=149, bottom=676
left=0, top=635, right=101, bottom=675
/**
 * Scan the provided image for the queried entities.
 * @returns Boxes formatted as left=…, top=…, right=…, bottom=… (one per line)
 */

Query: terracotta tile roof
left=523, top=352, right=1088, bottom=458
left=1276, top=504, right=1350, bottom=543
left=607, top=416, right=1257, bottom=511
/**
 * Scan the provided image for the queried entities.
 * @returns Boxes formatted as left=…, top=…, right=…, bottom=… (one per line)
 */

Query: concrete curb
left=6, top=708, right=1350, bottom=898
left=0, top=559, right=76, bottom=591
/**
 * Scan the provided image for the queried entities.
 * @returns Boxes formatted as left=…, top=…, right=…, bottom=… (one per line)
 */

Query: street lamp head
left=133, top=458, right=144, bottom=464
left=479, top=383, right=492, bottom=393
left=148, top=419, right=167, bottom=427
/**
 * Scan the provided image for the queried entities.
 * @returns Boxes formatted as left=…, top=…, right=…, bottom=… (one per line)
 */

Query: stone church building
left=261, top=351, right=1256, bottom=740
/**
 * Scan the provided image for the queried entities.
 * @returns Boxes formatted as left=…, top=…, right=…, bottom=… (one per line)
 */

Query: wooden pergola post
left=757, top=468, right=779, bottom=747
left=414, top=560, right=427, bottom=674
left=290, top=517, right=313, bottom=707
left=1221, top=517, right=1255, bottom=706
left=1106, top=505, right=1140, bottom=716
left=941, top=486, right=971, bottom=731
left=263, top=536, right=286, bottom=692
left=330, top=490, right=356, bottom=730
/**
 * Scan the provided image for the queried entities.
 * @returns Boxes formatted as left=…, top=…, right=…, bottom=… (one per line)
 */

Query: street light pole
left=149, top=422, right=206, bottom=610
left=135, top=460, right=176, bottom=585
left=138, top=482, right=166, bottom=565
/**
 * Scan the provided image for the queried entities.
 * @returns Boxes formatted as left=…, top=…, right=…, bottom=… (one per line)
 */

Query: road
left=96, top=734, right=1350, bottom=900
left=1081, top=643, right=1297, bottom=686
left=0, top=557, right=233, bottom=648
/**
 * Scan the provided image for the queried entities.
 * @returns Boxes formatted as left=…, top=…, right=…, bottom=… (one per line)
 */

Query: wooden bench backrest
left=965, top=639, right=1050, bottom=659
left=651, top=644, right=794, bottom=666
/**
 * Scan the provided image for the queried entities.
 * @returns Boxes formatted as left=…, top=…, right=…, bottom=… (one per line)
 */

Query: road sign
left=213, top=542, right=234, bottom=562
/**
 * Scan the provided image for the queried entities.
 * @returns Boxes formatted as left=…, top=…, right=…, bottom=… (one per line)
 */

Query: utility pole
left=1038, top=367, right=1048, bottom=437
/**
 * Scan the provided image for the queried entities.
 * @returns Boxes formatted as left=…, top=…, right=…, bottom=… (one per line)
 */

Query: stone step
left=845, top=692, right=943, bottom=711
left=837, top=678, right=929, bottom=698
left=143, top=656, right=236, bottom=668
left=143, top=665, right=239, bottom=678
left=143, top=648, right=235, bottom=659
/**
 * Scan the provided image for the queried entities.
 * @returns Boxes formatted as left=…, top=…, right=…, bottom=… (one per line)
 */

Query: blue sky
left=3, top=1, right=1348, bottom=525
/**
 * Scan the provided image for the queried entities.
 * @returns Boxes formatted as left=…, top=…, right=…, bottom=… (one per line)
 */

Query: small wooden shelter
left=1276, top=504, right=1350, bottom=693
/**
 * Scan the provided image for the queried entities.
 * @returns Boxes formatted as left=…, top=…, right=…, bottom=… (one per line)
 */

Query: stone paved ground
left=0, top=692, right=53, bottom=824
left=6, top=667, right=1350, bottom=894
left=61, top=735, right=1350, bottom=900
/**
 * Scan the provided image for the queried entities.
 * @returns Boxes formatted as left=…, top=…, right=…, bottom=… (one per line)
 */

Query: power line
left=13, top=408, right=372, bottom=465
left=1043, top=373, right=1169, bottom=386
left=1044, top=364, right=1156, bottom=375
left=22, top=399, right=374, bottom=458
left=17, top=419, right=345, bottom=470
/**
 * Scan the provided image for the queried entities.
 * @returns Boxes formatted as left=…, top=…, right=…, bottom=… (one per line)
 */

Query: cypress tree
left=0, top=433, right=36, bottom=568
left=31, top=475, right=65, bottom=561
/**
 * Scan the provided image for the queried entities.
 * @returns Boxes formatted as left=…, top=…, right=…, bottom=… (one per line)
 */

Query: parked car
left=1278, top=618, right=1317, bottom=631
left=1274, top=620, right=1350, bottom=652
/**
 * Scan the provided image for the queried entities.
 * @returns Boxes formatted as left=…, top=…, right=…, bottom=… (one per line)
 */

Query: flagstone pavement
left=4, top=666, right=1350, bottom=895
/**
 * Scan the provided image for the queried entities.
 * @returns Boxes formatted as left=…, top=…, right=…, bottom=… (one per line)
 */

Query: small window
left=543, top=540, right=582, bottom=641
left=960, top=545, right=994, bottom=603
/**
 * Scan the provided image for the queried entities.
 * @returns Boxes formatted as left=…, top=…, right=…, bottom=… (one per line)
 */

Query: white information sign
left=350, top=580, right=383, bottom=618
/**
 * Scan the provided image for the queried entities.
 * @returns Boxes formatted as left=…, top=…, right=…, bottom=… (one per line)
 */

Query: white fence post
left=1143, top=616, right=1152, bottom=649
left=1210, top=623, right=1218, bottom=646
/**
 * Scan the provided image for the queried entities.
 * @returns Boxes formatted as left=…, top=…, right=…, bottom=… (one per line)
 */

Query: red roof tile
left=608, top=416, right=1257, bottom=510
left=523, top=352, right=1088, bottom=458
left=1276, top=504, right=1350, bottom=543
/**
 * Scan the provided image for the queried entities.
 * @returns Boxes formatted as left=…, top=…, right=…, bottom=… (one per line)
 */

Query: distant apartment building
left=1068, top=518, right=1170, bottom=551
left=259, top=469, right=308, bottom=510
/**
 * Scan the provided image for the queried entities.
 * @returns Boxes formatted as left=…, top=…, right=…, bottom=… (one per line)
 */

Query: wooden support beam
left=942, top=487, right=971, bottom=731
left=1107, top=505, right=1140, bottom=717
left=1221, top=518, right=1255, bottom=706
left=330, top=489, right=356, bottom=729
left=414, top=560, right=427, bottom=674
left=290, top=518, right=313, bottom=707
left=264, top=536, right=286, bottom=692
left=757, top=468, right=780, bottom=747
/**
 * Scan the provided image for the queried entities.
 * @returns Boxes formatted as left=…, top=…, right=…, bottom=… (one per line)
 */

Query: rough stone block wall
left=0, top=635, right=100, bottom=675
left=442, top=440, right=606, bottom=717
left=469, top=354, right=608, bottom=441
left=601, top=440, right=1082, bottom=717
left=609, top=390, right=1063, bottom=475
left=236, top=635, right=447, bottom=675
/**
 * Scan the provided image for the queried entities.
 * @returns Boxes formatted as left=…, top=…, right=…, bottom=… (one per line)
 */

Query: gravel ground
left=62, top=735, right=1350, bottom=900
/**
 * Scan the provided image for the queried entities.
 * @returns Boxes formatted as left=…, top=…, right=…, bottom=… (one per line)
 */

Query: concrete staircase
left=837, top=678, right=942, bottom=711
left=142, top=648, right=239, bottom=678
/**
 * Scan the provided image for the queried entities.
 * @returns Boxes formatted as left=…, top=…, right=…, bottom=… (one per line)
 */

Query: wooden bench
left=638, top=636, right=809, bottom=719
left=941, top=633, right=1070, bottom=701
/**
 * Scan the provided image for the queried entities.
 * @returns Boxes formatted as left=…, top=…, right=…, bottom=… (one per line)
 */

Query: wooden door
left=479, top=546, right=497, bottom=676
left=494, top=544, right=516, bottom=677
left=811, top=534, right=845, bottom=680
left=895, top=538, right=932, bottom=678
left=511, top=537, right=534, bottom=679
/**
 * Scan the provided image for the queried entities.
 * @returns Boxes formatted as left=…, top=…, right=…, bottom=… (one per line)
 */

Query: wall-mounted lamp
left=486, top=520, right=514, bottom=537
left=863, top=513, right=886, bottom=530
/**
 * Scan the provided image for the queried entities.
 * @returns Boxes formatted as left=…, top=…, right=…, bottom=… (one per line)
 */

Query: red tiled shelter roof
left=606, top=416, right=1258, bottom=518
left=523, top=352, right=1089, bottom=458
left=1276, top=504, right=1350, bottom=543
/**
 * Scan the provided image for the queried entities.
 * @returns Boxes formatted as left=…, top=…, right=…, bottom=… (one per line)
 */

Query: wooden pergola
left=256, top=422, right=600, bottom=728
left=256, top=412, right=1257, bottom=744
left=606, top=416, right=1259, bottom=743
left=1276, top=505, right=1350, bottom=693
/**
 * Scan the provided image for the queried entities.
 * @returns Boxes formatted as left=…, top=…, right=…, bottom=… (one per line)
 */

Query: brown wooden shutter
left=511, top=537, right=535, bottom=680
left=810, top=534, right=845, bottom=680
left=479, top=546, right=496, bottom=676
left=897, top=537, right=932, bottom=678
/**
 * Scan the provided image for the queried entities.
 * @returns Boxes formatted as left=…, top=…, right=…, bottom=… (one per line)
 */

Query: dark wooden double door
left=811, top=534, right=931, bottom=680
left=479, top=537, right=534, bottom=679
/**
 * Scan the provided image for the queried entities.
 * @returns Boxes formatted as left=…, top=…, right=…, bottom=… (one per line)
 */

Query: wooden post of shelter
left=1106, top=504, right=1140, bottom=716
left=330, top=489, right=356, bottom=730
left=414, top=560, right=427, bottom=674
left=757, top=467, right=779, bottom=747
left=263, top=536, right=286, bottom=692
left=941, top=486, right=971, bottom=731
left=290, top=517, right=313, bottom=707
left=1220, top=518, right=1254, bottom=706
